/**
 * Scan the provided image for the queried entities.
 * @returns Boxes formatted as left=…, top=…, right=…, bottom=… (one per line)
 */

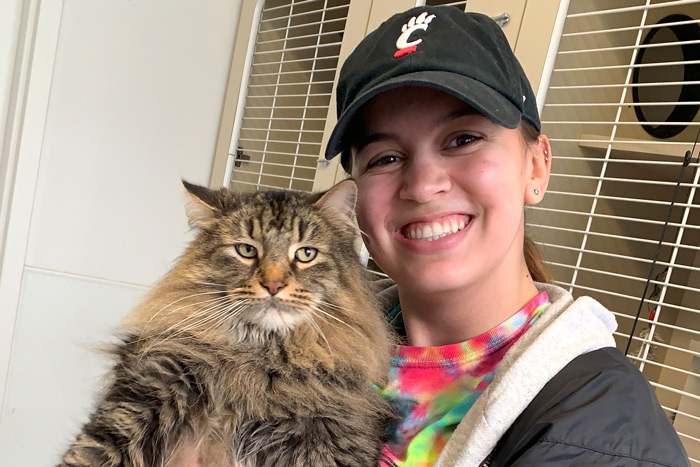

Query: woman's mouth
left=401, top=215, right=472, bottom=241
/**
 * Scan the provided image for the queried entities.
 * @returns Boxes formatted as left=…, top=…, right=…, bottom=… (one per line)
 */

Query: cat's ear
left=315, top=179, right=357, bottom=230
left=182, top=180, right=220, bottom=228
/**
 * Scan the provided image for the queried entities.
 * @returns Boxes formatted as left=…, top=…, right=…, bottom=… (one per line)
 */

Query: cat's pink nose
left=262, top=280, right=285, bottom=295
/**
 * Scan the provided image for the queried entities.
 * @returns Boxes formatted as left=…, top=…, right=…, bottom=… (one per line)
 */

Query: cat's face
left=169, top=180, right=362, bottom=343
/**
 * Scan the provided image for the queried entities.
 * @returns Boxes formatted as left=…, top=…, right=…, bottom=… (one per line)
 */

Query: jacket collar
left=434, top=283, right=617, bottom=467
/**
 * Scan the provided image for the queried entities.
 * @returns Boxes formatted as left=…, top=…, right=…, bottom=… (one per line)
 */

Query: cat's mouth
left=401, top=215, right=471, bottom=241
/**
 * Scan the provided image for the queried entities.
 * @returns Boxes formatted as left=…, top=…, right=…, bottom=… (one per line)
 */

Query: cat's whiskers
left=200, top=308, right=244, bottom=338
left=139, top=291, right=226, bottom=338
left=316, top=299, right=365, bottom=321
left=184, top=300, right=251, bottom=337
left=301, top=311, right=333, bottom=357
left=179, top=312, right=233, bottom=342
left=192, top=280, right=227, bottom=288
left=316, top=299, right=349, bottom=312
left=141, top=299, right=248, bottom=353
left=193, top=301, right=256, bottom=344
left=314, top=298, right=354, bottom=316
left=174, top=291, right=251, bottom=326
left=309, top=304, right=365, bottom=338
left=166, top=299, right=247, bottom=336
left=136, top=296, right=230, bottom=343
left=156, top=294, right=229, bottom=321
left=182, top=299, right=252, bottom=337
left=284, top=296, right=348, bottom=332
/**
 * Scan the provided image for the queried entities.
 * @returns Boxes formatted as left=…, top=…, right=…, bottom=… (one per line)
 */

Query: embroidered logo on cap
left=394, top=12, right=436, bottom=58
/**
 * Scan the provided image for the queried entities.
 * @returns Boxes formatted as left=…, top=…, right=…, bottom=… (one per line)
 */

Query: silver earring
left=543, top=149, right=549, bottom=162
left=534, top=188, right=540, bottom=195
left=543, top=149, right=548, bottom=155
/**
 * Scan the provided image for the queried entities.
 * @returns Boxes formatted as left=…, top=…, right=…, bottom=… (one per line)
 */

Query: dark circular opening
left=632, top=14, right=700, bottom=139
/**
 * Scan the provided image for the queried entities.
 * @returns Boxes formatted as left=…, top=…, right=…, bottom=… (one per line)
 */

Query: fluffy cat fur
left=59, top=180, right=395, bottom=467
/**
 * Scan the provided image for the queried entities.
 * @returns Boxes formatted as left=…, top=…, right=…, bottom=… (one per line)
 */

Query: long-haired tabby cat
left=59, top=180, right=395, bottom=467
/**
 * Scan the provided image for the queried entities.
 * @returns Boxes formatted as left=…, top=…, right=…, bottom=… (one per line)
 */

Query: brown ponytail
left=524, top=234, right=551, bottom=283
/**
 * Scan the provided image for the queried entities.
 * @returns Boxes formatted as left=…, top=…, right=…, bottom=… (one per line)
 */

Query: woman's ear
left=524, top=134, right=551, bottom=205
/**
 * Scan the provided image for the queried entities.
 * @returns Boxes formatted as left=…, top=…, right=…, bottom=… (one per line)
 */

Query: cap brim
left=324, top=70, right=522, bottom=162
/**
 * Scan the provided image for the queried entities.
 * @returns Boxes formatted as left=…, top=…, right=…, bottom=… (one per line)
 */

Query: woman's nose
left=399, top=153, right=452, bottom=203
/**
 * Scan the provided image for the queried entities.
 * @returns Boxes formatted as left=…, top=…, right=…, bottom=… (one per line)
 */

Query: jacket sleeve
left=488, top=348, right=690, bottom=467
left=511, top=438, right=687, bottom=466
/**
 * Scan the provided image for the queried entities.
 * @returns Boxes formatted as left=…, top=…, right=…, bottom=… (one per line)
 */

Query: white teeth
left=405, top=218, right=469, bottom=241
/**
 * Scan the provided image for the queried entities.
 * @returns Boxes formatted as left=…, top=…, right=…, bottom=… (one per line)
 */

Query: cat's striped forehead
left=233, top=190, right=323, bottom=244
left=246, top=208, right=312, bottom=243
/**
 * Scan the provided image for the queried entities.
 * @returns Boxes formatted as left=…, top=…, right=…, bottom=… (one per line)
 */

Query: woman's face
left=351, top=87, right=546, bottom=296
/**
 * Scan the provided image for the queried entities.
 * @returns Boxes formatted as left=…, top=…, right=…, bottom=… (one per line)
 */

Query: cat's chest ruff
left=218, top=340, right=359, bottom=415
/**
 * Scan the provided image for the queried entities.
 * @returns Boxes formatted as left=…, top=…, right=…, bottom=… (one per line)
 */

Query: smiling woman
left=323, top=6, right=690, bottom=467
left=350, top=87, right=549, bottom=345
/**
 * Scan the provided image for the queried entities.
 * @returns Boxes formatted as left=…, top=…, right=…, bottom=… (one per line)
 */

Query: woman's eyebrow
left=354, top=108, right=478, bottom=152
left=354, top=132, right=395, bottom=153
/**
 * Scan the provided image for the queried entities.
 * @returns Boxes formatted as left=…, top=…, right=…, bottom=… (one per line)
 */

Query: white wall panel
left=24, top=0, right=241, bottom=286
left=0, top=0, right=244, bottom=461
left=0, top=269, right=146, bottom=467
left=0, top=0, right=24, bottom=157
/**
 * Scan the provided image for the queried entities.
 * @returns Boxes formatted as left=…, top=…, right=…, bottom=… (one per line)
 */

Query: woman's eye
left=294, top=247, right=318, bottom=263
left=234, top=243, right=257, bottom=259
left=447, top=134, right=479, bottom=148
left=367, top=154, right=401, bottom=169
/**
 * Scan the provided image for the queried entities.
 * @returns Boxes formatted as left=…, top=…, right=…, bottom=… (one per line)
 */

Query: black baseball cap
left=324, top=6, right=541, bottom=171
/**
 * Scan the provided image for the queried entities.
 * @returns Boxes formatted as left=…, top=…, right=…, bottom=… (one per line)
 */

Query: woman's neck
left=397, top=264, right=540, bottom=347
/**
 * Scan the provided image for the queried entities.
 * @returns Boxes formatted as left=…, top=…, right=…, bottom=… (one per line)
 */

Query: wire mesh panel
left=229, top=0, right=350, bottom=192
left=530, top=0, right=700, bottom=461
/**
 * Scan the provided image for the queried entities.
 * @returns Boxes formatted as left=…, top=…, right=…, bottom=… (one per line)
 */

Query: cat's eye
left=294, top=247, right=317, bottom=263
left=234, top=243, right=258, bottom=259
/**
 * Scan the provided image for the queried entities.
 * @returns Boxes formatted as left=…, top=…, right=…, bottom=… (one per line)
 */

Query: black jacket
left=484, top=348, right=690, bottom=466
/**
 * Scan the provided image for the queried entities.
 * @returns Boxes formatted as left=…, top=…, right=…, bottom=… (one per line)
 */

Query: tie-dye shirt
left=379, top=292, right=549, bottom=467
